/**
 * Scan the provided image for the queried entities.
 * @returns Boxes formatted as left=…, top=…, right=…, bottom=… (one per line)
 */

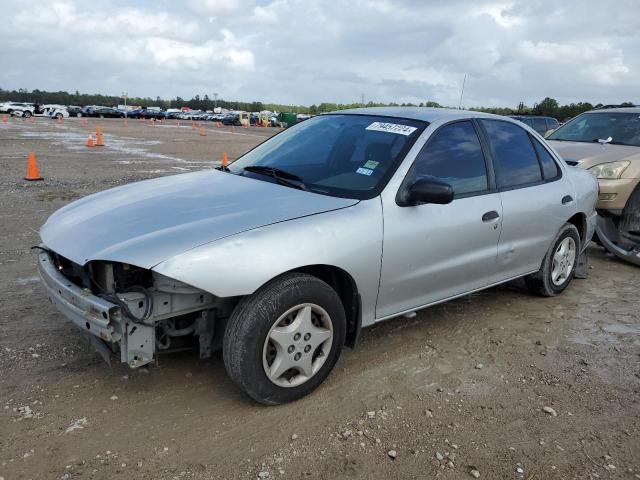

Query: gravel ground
left=1, top=116, right=639, bottom=480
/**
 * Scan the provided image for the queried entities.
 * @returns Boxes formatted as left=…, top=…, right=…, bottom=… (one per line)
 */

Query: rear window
left=481, top=120, right=543, bottom=189
left=546, top=118, right=559, bottom=131
left=532, top=118, right=547, bottom=134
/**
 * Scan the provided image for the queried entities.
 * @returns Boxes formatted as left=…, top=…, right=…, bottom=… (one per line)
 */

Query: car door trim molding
left=375, top=268, right=539, bottom=322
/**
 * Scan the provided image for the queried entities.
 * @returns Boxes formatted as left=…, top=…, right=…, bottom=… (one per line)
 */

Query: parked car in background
left=547, top=107, right=640, bottom=265
left=165, top=111, right=183, bottom=119
left=3, top=102, right=36, bottom=117
left=37, top=107, right=597, bottom=404
left=86, top=107, right=125, bottom=118
left=222, top=113, right=241, bottom=125
left=66, top=106, right=83, bottom=117
left=126, top=108, right=165, bottom=119
left=510, top=115, right=560, bottom=136
left=48, top=107, right=69, bottom=119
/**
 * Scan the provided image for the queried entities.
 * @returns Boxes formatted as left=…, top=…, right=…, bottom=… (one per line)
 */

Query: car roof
left=588, top=107, right=640, bottom=114
left=329, top=107, right=510, bottom=123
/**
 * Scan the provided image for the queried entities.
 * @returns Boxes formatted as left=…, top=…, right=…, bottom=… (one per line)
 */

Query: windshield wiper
left=243, top=165, right=308, bottom=191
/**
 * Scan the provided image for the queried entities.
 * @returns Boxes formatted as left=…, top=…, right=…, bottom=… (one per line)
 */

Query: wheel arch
left=278, top=264, right=362, bottom=349
left=566, top=212, right=587, bottom=247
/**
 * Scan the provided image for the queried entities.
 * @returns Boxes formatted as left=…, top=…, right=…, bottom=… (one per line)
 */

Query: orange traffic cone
left=86, top=135, right=95, bottom=147
left=216, top=122, right=221, bottom=129
left=2, top=114, right=8, bottom=123
left=222, top=152, right=229, bottom=168
left=124, top=118, right=128, bottom=127
left=199, top=127, right=206, bottom=136
left=191, top=121, right=195, bottom=131
left=176, top=120, right=181, bottom=127
left=95, top=127, right=104, bottom=146
left=24, top=152, right=43, bottom=181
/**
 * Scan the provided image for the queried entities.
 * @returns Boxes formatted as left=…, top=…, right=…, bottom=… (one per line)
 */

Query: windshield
left=548, top=112, right=640, bottom=146
left=228, top=114, right=426, bottom=199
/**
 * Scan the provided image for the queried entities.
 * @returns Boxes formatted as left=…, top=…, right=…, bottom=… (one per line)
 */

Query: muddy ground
left=0, top=116, right=638, bottom=480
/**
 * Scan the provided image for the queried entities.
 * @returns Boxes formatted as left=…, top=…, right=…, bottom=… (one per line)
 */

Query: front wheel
left=55, top=113, right=63, bottom=119
left=23, top=111, right=32, bottom=118
left=223, top=273, right=346, bottom=404
left=525, top=223, right=580, bottom=296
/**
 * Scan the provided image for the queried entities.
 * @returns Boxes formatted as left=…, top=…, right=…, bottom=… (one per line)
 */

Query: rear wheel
left=223, top=273, right=346, bottom=404
left=525, top=223, right=580, bottom=296
left=23, top=111, right=32, bottom=118
left=55, top=113, right=63, bottom=120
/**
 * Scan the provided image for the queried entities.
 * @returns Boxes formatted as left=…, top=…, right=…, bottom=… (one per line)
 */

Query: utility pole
left=458, top=75, right=466, bottom=109
left=122, top=91, right=128, bottom=116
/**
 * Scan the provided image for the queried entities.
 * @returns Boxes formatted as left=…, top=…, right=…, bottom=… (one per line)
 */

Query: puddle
left=18, top=128, right=190, bottom=164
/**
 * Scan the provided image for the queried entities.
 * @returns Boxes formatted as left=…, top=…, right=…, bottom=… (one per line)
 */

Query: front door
left=377, top=120, right=502, bottom=319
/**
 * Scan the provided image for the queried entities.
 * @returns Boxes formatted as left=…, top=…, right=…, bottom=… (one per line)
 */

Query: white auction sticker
left=366, top=122, right=417, bottom=136
left=356, top=167, right=374, bottom=176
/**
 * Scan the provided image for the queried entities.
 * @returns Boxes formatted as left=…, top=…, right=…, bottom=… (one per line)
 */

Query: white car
left=1, top=102, right=35, bottom=117
left=47, top=107, right=70, bottom=120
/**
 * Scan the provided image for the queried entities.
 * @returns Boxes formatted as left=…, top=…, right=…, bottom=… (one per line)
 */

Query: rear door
left=479, top=119, right=571, bottom=281
left=377, top=120, right=502, bottom=318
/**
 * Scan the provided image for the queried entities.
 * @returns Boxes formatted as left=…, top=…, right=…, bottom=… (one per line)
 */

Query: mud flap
left=574, top=250, right=588, bottom=279
left=596, top=216, right=640, bottom=267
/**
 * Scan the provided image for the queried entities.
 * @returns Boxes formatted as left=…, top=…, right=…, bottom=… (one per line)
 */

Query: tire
left=23, top=111, right=32, bottom=118
left=55, top=113, right=63, bottom=120
left=525, top=223, right=581, bottom=296
left=223, top=272, right=346, bottom=405
left=99, top=114, right=104, bottom=118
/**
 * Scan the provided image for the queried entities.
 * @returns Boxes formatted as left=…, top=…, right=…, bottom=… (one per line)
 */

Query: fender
left=152, top=199, right=384, bottom=327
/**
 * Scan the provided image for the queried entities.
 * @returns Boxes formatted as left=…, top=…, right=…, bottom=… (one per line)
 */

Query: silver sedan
left=38, top=107, right=598, bottom=404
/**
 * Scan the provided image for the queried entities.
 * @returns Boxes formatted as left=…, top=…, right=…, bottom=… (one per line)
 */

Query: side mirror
left=397, top=178, right=454, bottom=206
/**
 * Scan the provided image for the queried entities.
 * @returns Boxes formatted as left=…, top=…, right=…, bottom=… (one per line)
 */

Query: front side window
left=229, top=115, right=426, bottom=199
left=481, top=120, right=543, bottom=189
left=409, top=121, right=488, bottom=196
left=548, top=112, right=640, bottom=146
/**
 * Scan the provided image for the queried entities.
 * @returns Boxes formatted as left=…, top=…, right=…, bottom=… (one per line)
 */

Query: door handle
left=562, top=195, right=574, bottom=205
left=482, top=210, right=500, bottom=222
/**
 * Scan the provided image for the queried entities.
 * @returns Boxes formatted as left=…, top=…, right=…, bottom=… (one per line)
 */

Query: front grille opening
left=50, top=251, right=87, bottom=288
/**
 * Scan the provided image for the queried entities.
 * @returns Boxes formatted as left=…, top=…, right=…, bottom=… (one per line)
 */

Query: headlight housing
left=589, top=161, right=630, bottom=179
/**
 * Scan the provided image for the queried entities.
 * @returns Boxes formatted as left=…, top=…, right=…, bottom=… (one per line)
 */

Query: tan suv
left=547, top=107, right=640, bottom=265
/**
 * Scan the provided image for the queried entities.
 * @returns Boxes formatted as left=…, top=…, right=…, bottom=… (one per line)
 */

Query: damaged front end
left=37, top=249, right=235, bottom=367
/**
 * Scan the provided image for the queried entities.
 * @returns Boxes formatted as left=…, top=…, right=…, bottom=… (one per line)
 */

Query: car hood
left=548, top=140, right=640, bottom=169
left=40, top=170, right=358, bottom=268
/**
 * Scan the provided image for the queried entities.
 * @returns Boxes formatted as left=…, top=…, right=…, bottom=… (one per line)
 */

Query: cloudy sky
left=2, top=0, right=639, bottom=107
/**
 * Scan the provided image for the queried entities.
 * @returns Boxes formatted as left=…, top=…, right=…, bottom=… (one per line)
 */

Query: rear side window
left=410, top=121, right=488, bottom=195
left=532, top=118, right=547, bottom=134
left=531, top=138, right=560, bottom=180
left=481, top=120, right=543, bottom=189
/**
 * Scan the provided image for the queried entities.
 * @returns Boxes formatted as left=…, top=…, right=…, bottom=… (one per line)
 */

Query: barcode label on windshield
left=366, top=122, right=417, bottom=136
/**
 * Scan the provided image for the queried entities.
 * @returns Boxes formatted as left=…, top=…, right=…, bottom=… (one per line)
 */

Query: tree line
left=0, top=88, right=634, bottom=120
